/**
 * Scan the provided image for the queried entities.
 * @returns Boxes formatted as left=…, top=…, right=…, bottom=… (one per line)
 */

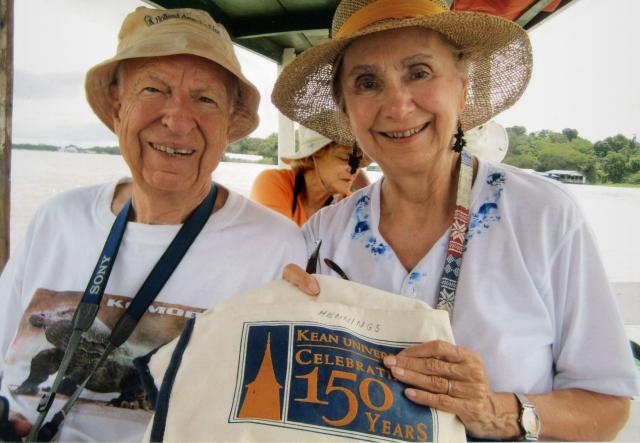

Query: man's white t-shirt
left=304, top=160, right=638, bottom=397
left=0, top=179, right=306, bottom=442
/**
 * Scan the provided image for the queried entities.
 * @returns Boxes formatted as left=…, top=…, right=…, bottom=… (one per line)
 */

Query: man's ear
left=110, top=83, right=122, bottom=129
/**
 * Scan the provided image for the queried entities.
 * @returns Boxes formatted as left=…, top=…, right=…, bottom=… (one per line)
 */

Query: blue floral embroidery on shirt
left=351, top=195, right=391, bottom=258
left=366, top=236, right=388, bottom=256
left=408, top=272, right=426, bottom=285
left=468, top=171, right=506, bottom=240
left=487, top=172, right=506, bottom=187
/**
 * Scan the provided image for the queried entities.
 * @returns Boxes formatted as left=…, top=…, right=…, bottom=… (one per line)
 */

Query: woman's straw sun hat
left=85, top=7, right=260, bottom=142
left=272, top=0, right=532, bottom=147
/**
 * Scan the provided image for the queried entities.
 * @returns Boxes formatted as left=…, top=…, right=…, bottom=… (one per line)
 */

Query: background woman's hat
left=272, top=0, right=532, bottom=148
left=85, top=7, right=260, bottom=142
left=281, top=126, right=333, bottom=164
left=465, top=121, right=509, bottom=163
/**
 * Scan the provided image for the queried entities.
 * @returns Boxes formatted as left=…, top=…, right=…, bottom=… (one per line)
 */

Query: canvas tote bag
left=140, top=276, right=466, bottom=442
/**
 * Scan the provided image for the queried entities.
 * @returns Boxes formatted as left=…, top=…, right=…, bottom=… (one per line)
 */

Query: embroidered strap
left=436, top=150, right=473, bottom=316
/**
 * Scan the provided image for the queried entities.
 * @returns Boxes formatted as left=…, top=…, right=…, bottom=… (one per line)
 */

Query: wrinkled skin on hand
left=383, top=340, right=520, bottom=439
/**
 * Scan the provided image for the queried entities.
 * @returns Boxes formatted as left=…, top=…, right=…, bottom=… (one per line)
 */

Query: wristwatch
left=514, top=392, right=541, bottom=441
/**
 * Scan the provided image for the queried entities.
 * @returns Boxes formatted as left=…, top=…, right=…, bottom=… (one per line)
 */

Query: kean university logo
left=230, top=322, right=437, bottom=442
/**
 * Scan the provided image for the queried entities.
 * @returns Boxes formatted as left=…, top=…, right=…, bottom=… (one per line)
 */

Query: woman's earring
left=453, top=122, right=466, bottom=153
left=348, top=142, right=360, bottom=174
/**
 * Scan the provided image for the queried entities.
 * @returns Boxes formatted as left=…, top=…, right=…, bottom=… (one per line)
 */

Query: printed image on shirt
left=4, top=288, right=204, bottom=410
left=231, top=322, right=436, bottom=442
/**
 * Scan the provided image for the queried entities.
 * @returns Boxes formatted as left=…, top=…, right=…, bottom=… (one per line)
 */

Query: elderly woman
left=250, top=126, right=368, bottom=226
left=272, top=0, right=638, bottom=440
left=0, top=7, right=304, bottom=442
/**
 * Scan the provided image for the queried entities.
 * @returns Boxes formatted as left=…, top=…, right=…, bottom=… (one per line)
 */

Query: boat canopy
left=144, top=0, right=575, bottom=63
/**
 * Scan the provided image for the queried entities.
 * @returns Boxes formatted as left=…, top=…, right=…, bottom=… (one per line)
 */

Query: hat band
left=335, top=0, right=448, bottom=38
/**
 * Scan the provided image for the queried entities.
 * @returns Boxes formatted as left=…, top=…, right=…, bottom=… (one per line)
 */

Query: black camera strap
left=27, top=184, right=218, bottom=442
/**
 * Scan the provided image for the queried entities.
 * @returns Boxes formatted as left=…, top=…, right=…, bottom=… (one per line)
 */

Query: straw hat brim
left=272, top=11, right=532, bottom=147
left=85, top=32, right=261, bottom=143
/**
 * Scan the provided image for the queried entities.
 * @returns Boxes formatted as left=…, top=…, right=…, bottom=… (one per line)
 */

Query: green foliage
left=13, top=143, right=59, bottom=152
left=503, top=128, right=637, bottom=184
left=627, top=171, right=640, bottom=184
left=505, top=152, right=539, bottom=170
left=227, top=133, right=278, bottom=164
left=85, top=146, right=120, bottom=155
left=13, top=144, right=121, bottom=155
left=602, top=152, right=627, bottom=183
left=628, top=155, right=640, bottom=173
left=562, top=128, right=578, bottom=141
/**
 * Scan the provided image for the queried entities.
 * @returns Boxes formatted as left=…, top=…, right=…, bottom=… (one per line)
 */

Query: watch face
left=522, top=407, right=539, bottom=434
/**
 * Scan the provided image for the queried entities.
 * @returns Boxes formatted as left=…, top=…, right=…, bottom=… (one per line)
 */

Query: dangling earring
left=348, top=142, right=360, bottom=174
left=452, top=121, right=466, bottom=153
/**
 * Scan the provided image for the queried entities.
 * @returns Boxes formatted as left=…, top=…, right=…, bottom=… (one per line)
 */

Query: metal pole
left=0, top=0, right=13, bottom=272
left=516, top=0, right=554, bottom=27
left=277, top=47, right=295, bottom=167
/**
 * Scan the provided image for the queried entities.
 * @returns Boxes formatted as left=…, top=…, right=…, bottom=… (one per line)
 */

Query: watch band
left=514, top=392, right=541, bottom=441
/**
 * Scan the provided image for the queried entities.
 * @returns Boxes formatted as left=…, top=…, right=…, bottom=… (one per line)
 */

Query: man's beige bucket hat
left=85, top=7, right=260, bottom=142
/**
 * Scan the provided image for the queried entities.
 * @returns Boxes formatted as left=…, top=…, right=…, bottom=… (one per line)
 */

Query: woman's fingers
left=282, top=263, right=320, bottom=295
left=403, top=386, right=472, bottom=416
left=388, top=365, right=488, bottom=400
left=398, top=340, right=466, bottom=363
left=383, top=340, right=499, bottom=435
left=9, top=411, right=32, bottom=437
left=385, top=354, right=475, bottom=382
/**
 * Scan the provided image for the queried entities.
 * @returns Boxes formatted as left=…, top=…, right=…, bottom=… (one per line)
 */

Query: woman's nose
left=161, top=94, right=197, bottom=134
left=382, top=82, right=415, bottom=121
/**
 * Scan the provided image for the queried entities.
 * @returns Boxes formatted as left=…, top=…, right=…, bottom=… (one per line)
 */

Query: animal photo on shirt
left=3, top=288, right=203, bottom=410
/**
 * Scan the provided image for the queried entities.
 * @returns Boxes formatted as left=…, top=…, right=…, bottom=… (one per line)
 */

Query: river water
left=8, top=150, right=640, bottom=282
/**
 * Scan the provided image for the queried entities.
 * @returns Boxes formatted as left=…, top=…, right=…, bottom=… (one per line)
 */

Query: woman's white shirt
left=303, top=160, right=638, bottom=396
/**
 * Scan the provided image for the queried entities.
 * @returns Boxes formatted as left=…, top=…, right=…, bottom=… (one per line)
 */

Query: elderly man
left=0, top=7, right=305, bottom=442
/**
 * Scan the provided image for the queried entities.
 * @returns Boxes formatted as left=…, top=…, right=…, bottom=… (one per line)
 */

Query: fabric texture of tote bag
left=138, top=275, right=467, bottom=442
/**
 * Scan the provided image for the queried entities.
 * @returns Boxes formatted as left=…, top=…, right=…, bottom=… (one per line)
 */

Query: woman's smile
left=377, top=122, right=430, bottom=142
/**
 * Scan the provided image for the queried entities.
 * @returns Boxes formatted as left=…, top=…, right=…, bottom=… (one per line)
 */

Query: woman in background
left=251, top=126, right=368, bottom=226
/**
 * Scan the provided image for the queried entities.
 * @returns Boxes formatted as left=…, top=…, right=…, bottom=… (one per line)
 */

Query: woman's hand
left=282, top=264, right=321, bottom=296
left=383, top=340, right=521, bottom=440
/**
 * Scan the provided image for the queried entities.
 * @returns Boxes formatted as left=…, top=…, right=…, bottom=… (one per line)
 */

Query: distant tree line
left=13, top=134, right=280, bottom=164
left=503, top=127, right=640, bottom=184
left=226, top=133, right=278, bottom=164
left=13, top=127, right=640, bottom=184
left=13, top=143, right=120, bottom=155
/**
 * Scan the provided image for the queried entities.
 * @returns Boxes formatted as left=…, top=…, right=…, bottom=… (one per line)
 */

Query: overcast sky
left=11, top=0, right=640, bottom=147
